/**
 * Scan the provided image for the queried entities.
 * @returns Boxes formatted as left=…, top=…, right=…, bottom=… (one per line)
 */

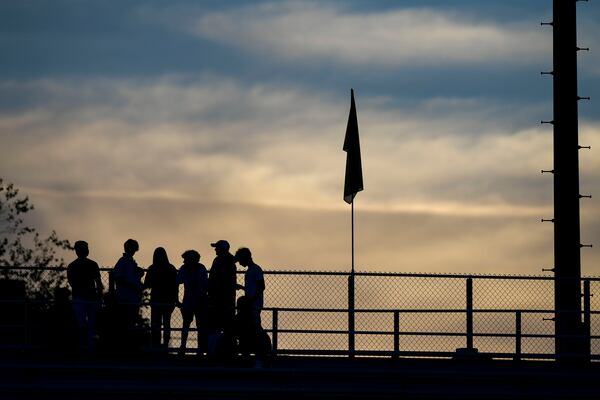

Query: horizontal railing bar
left=271, top=349, right=574, bottom=360
left=274, top=329, right=464, bottom=337
left=0, top=300, right=595, bottom=315
left=262, top=307, right=589, bottom=314
left=3, top=265, right=600, bottom=281
left=271, top=329, right=596, bottom=339
left=8, top=322, right=593, bottom=340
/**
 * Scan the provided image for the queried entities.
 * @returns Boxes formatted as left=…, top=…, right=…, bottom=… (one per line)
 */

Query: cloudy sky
left=1, top=0, right=599, bottom=274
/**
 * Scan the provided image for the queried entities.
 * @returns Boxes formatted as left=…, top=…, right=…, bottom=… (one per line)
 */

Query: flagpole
left=349, top=198, right=356, bottom=357
left=343, top=87, right=361, bottom=357
left=351, top=200, right=355, bottom=275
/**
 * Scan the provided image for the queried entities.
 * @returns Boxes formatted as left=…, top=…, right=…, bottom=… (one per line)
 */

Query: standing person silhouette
left=177, top=250, right=208, bottom=355
left=234, top=248, right=265, bottom=327
left=113, top=239, right=144, bottom=347
left=144, top=247, right=177, bottom=349
left=67, top=240, right=103, bottom=352
left=234, top=247, right=267, bottom=366
left=208, top=240, right=237, bottom=336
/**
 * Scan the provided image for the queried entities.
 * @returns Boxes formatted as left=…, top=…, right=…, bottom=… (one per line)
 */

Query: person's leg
left=180, top=307, right=192, bottom=354
left=251, top=309, right=262, bottom=332
left=122, top=303, right=140, bottom=350
left=251, top=309, right=265, bottom=364
left=86, top=301, right=99, bottom=351
left=224, top=303, right=236, bottom=336
left=162, top=306, right=174, bottom=348
left=71, top=299, right=87, bottom=351
left=212, top=304, right=224, bottom=333
left=194, top=308, right=207, bottom=354
left=150, top=305, right=161, bottom=347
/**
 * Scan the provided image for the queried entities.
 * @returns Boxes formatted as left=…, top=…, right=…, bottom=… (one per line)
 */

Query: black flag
left=343, top=89, right=364, bottom=204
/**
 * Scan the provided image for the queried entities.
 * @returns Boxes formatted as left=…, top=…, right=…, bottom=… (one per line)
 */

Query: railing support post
left=271, top=309, right=278, bottom=355
left=393, top=310, right=400, bottom=359
left=466, top=278, right=474, bottom=350
left=348, top=273, right=355, bottom=358
left=24, top=300, right=30, bottom=347
left=583, top=280, right=591, bottom=361
left=515, top=311, right=522, bottom=361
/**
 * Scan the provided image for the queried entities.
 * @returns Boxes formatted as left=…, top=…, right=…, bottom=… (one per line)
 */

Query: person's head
left=74, top=240, right=89, bottom=258
left=123, top=239, right=139, bottom=256
left=211, top=239, right=230, bottom=256
left=153, top=247, right=169, bottom=266
left=182, top=249, right=200, bottom=265
left=234, top=247, right=252, bottom=267
left=236, top=295, right=250, bottom=311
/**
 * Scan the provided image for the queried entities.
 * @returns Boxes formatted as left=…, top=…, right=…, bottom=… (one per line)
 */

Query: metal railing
left=1, top=266, right=598, bottom=361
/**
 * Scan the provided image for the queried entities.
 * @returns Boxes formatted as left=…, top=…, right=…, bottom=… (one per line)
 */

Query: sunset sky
left=1, top=1, right=599, bottom=275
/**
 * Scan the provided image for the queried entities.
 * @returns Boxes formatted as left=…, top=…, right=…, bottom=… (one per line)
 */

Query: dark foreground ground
left=0, top=354, right=598, bottom=400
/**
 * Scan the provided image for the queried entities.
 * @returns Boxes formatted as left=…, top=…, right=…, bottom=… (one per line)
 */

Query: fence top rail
left=1, top=298, right=594, bottom=315
left=3, top=265, right=600, bottom=281
left=264, top=307, right=585, bottom=314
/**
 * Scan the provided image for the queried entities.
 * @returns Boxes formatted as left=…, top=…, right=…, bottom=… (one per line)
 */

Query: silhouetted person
left=96, top=291, right=120, bottom=355
left=235, top=248, right=265, bottom=329
left=67, top=240, right=103, bottom=352
left=234, top=295, right=254, bottom=358
left=46, top=287, right=77, bottom=355
left=177, top=250, right=208, bottom=355
left=235, top=247, right=268, bottom=366
left=144, top=247, right=177, bottom=349
left=208, top=240, right=237, bottom=335
left=113, top=239, right=143, bottom=348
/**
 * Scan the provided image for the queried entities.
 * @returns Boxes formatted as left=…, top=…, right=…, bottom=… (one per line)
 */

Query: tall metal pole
left=552, top=0, right=584, bottom=361
left=348, top=200, right=356, bottom=357
left=352, top=200, right=355, bottom=274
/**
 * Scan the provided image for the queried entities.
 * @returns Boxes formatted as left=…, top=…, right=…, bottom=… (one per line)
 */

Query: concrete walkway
left=0, top=355, right=598, bottom=399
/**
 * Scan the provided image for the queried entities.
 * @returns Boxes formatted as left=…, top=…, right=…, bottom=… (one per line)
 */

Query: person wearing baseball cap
left=207, top=239, right=237, bottom=337
left=210, top=240, right=230, bottom=251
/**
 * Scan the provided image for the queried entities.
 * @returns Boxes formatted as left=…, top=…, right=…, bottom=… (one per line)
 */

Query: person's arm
left=176, top=267, right=184, bottom=285
left=200, top=266, right=208, bottom=298
left=207, top=260, right=217, bottom=295
left=169, top=265, right=178, bottom=303
left=94, top=263, right=104, bottom=297
left=229, top=262, right=238, bottom=291
left=66, top=264, right=74, bottom=288
left=144, top=266, right=153, bottom=289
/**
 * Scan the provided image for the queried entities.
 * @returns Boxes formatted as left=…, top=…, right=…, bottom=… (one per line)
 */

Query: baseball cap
left=211, top=240, right=230, bottom=250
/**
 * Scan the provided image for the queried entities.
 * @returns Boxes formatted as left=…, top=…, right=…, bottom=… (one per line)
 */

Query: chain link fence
left=0, top=266, right=598, bottom=360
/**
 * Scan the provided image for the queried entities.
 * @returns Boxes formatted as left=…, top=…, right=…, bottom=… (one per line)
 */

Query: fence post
left=272, top=309, right=278, bottom=355
left=348, top=273, right=355, bottom=358
left=466, top=278, right=474, bottom=350
left=515, top=311, right=522, bottom=361
left=393, top=310, right=400, bottom=359
left=583, top=280, right=591, bottom=360
left=24, top=299, right=30, bottom=348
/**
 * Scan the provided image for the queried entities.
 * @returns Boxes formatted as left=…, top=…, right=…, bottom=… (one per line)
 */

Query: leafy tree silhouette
left=0, top=178, right=71, bottom=299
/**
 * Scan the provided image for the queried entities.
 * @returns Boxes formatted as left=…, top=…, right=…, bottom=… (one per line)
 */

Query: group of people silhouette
left=65, top=238, right=268, bottom=364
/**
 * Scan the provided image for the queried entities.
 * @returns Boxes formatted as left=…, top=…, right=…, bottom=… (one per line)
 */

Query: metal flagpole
left=351, top=200, right=355, bottom=274
left=349, top=199, right=356, bottom=357
left=343, top=87, right=362, bottom=358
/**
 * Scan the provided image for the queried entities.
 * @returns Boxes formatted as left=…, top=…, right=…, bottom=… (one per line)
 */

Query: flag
left=343, top=88, right=364, bottom=204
